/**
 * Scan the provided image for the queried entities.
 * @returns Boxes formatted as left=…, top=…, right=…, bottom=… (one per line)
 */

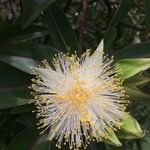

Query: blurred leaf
left=108, top=0, right=134, bottom=28
left=104, top=129, right=122, bottom=147
left=144, top=0, right=150, bottom=31
left=124, top=71, right=150, bottom=86
left=105, top=0, right=134, bottom=52
left=0, top=118, right=26, bottom=149
left=0, top=24, right=49, bottom=42
left=0, top=63, right=31, bottom=87
left=125, top=86, right=150, bottom=106
left=15, top=114, right=35, bottom=126
left=105, top=144, right=121, bottom=150
left=10, top=105, right=33, bottom=114
left=0, top=55, right=39, bottom=75
left=44, top=2, right=79, bottom=53
left=0, top=42, right=59, bottom=60
left=104, top=28, right=117, bottom=53
left=88, top=142, right=106, bottom=150
left=114, top=42, right=150, bottom=59
left=31, top=133, right=51, bottom=150
left=22, top=0, right=54, bottom=28
left=0, top=90, right=31, bottom=109
left=6, top=125, right=39, bottom=150
left=118, top=115, right=144, bottom=138
left=140, top=132, right=150, bottom=150
left=0, top=41, right=61, bottom=74
left=117, top=58, right=150, bottom=79
left=0, top=63, right=32, bottom=109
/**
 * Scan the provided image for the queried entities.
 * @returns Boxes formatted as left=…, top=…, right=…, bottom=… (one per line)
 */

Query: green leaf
left=144, top=0, right=150, bottom=31
left=6, top=125, right=39, bottom=150
left=117, top=58, right=150, bottom=79
left=116, top=130, right=144, bottom=139
left=104, top=129, right=122, bottom=147
left=0, top=42, right=60, bottom=75
left=0, top=55, right=39, bottom=75
left=117, top=115, right=144, bottom=139
left=22, top=0, right=54, bottom=28
left=0, top=42, right=59, bottom=60
left=0, top=90, right=31, bottom=109
left=124, top=71, right=150, bottom=86
left=125, top=86, right=150, bottom=106
left=0, top=23, right=49, bottom=42
left=44, top=2, right=79, bottom=53
left=114, top=42, right=150, bottom=59
left=0, top=63, right=32, bottom=109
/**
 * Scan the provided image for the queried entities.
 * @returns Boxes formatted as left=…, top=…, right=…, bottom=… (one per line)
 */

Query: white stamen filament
left=31, top=47, right=129, bottom=150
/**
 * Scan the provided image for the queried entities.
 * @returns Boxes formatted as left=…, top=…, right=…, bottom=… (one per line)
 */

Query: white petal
left=91, top=39, right=104, bottom=63
left=80, top=39, right=104, bottom=79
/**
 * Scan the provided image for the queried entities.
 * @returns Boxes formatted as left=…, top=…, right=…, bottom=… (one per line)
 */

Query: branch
left=78, top=0, right=88, bottom=51
left=71, top=0, right=97, bottom=5
left=8, top=0, right=16, bottom=21
left=64, top=0, right=71, bottom=12
left=19, top=0, right=23, bottom=15
left=103, top=0, right=112, bottom=19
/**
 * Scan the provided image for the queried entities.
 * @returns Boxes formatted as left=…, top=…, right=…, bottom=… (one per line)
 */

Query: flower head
left=31, top=40, right=129, bottom=149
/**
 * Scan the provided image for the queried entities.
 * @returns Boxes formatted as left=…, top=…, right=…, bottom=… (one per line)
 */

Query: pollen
left=65, top=85, right=90, bottom=105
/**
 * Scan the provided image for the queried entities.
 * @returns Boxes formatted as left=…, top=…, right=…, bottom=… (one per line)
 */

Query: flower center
left=67, top=85, right=90, bottom=106
left=56, top=80, right=91, bottom=122
left=56, top=81, right=90, bottom=106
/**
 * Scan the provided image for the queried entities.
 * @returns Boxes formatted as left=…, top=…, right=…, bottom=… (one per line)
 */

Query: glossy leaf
left=0, top=55, right=39, bottom=75
left=0, top=63, right=32, bottom=109
left=44, top=2, right=79, bottom=53
left=22, top=0, right=54, bottom=28
left=144, top=0, right=150, bottom=31
left=114, top=42, right=150, bottom=59
left=0, top=42, right=59, bottom=60
left=0, top=24, right=49, bottom=42
left=117, top=58, right=150, bottom=79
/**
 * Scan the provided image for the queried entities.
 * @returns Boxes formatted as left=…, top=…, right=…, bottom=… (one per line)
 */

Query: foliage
left=0, top=0, right=150, bottom=150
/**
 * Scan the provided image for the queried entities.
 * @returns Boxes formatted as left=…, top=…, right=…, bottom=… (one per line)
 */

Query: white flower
left=31, top=40, right=129, bottom=149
